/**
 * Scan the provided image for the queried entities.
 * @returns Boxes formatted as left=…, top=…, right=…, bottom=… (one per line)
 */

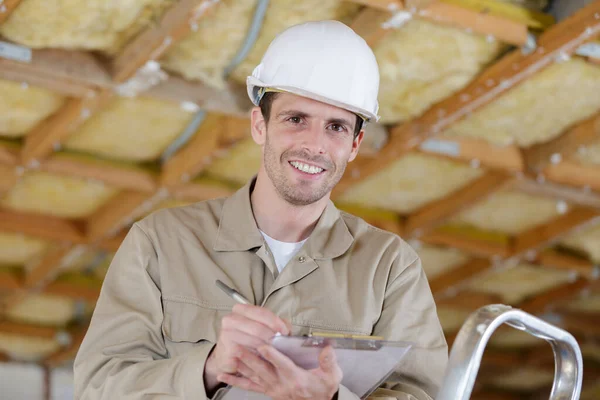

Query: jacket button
left=298, top=256, right=306, bottom=263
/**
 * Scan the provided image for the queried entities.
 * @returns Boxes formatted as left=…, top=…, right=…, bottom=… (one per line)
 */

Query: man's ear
left=250, top=107, right=267, bottom=146
left=348, top=130, right=364, bottom=162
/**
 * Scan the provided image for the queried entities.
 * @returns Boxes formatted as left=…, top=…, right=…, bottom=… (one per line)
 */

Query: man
left=74, top=20, right=448, bottom=400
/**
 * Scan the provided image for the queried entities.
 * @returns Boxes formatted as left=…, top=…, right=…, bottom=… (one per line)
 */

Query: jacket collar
left=213, top=178, right=354, bottom=259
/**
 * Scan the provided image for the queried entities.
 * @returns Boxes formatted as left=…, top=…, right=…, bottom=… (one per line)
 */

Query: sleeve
left=368, top=248, right=449, bottom=400
left=73, top=223, right=216, bottom=400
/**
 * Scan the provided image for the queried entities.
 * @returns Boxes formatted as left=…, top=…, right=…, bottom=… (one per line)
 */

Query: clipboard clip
left=302, top=331, right=384, bottom=351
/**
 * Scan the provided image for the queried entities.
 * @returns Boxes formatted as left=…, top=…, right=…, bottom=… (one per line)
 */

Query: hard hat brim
left=247, top=76, right=380, bottom=123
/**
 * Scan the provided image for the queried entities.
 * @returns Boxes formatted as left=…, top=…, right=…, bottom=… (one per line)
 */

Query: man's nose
left=301, top=124, right=326, bottom=155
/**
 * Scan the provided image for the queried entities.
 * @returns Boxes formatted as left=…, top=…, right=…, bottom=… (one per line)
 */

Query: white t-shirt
left=260, top=230, right=307, bottom=273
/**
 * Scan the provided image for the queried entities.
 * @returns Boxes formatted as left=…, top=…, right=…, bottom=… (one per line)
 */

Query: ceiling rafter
left=334, top=1, right=600, bottom=196
left=0, top=0, right=24, bottom=24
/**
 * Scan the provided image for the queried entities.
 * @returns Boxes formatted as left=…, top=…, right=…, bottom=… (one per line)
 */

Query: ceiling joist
left=334, top=0, right=600, bottom=196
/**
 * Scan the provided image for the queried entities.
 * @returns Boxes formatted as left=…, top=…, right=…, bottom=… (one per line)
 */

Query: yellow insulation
left=160, top=0, right=258, bottom=89
left=375, top=18, right=502, bottom=124
left=574, top=139, right=600, bottom=166
left=229, top=0, right=361, bottom=84
left=6, top=294, right=75, bottom=327
left=0, top=334, right=60, bottom=362
left=2, top=171, right=119, bottom=219
left=0, top=232, right=50, bottom=266
left=559, top=220, right=600, bottom=263
left=64, top=96, right=195, bottom=162
left=0, top=0, right=174, bottom=55
left=467, top=263, right=574, bottom=304
left=0, top=80, right=65, bottom=138
left=436, top=307, right=471, bottom=333
left=337, top=153, right=483, bottom=214
left=443, top=59, right=600, bottom=147
left=203, top=137, right=261, bottom=185
left=450, top=190, right=566, bottom=235
left=563, top=292, right=600, bottom=313
left=416, top=244, right=470, bottom=280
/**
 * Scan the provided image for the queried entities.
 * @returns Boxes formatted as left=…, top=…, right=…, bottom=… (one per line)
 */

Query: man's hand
left=203, top=304, right=291, bottom=394
left=217, top=344, right=343, bottom=400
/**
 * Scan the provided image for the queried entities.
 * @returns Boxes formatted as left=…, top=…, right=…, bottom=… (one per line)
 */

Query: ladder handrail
left=436, top=304, right=583, bottom=400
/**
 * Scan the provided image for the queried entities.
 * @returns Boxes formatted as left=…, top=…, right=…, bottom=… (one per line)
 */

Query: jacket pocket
left=162, top=297, right=230, bottom=346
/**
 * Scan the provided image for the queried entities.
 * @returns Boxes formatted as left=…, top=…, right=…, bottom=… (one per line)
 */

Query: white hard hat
left=247, top=20, right=380, bottom=123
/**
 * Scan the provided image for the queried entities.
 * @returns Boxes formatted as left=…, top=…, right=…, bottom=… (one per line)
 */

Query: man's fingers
left=318, top=346, right=338, bottom=373
left=238, top=348, right=278, bottom=386
left=223, top=313, right=280, bottom=343
left=258, top=345, right=298, bottom=375
left=232, top=304, right=290, bottom=335
left=221, top=328, right=268, bottom=349
left=218, top=373, right=265, bottom=394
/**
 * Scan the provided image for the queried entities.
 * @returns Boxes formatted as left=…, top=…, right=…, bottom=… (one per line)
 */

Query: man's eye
left=330, top=124, right=346, bottom=132
left=289, top=117, right=302, bottom=124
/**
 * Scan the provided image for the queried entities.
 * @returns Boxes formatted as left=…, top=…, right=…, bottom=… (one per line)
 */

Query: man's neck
left=250, top=172, right=328, bottom=243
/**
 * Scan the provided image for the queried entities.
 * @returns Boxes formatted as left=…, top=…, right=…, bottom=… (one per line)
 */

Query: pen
left=216, top=279, right=251, bottom=305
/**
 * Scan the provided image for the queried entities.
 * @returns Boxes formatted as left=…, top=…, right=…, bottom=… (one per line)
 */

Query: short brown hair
left=259, top=92, right=363, bottom=138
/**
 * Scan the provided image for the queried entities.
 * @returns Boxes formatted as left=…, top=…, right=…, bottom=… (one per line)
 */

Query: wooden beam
left=21, top=91, right=113, bottom=164
left=147, top=76, right=251, bottom=117
left=86, top=191, right=167, bottom=242
left=536, top=249, right=597, bottom=280
left=43, top=280, right=101, bottom=304
left=514, top=178, right=600, bottom=210
left=429, top=258, right=490, bottom=294
left=436, top=290, right=503, bottom=310
left=160, top=114, right=222, bottom=186
left=558, top=310, right=600, bottom=337
left=41, top=153, right=157, bottom=193
left=406, top=171, right=513, bottom=235
left=0, top=0, right=23, bottom=24
left=349, top=7, right=395, bottom=48
left=0, top=208, right=84, bottom=244
left=421, top=230, right=511, bottom=258
left=219, top=115, right=250, bottom=146
left=0, top=141, right=19, bottom=165
left=418, top=2, right=529, bottom=46
left=345, top=0, right=403, bottom=11
left=23, top=246, right=74, bottom=290
left=524, top=112, right=600, bottom=174
left=95, top=230, right=127, bottom=253
left=0, top=49, right=111, bottom=97
left=0, top=321, right=57, bottom=340
left=542, top=159, right=600, bottom=193
left=0, top=269, right=21, bottom=291
left=418, top=137, right=525, bottom=173
left=518, top=277, right=589, bottom=315
left=511, top=207, right=600, bottom=255
left=334, top=1, right=600, bottom=196
left=44, top=325, right=88, bottom=368
left=0, top=164, right=17, bottom=194
left=169, top=181, right=236, bottom=202
left=111, top=0, right=220, bottom=83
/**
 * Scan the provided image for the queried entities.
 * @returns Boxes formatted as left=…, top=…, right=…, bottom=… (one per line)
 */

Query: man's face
left=251, top=93, right=363, bottom=206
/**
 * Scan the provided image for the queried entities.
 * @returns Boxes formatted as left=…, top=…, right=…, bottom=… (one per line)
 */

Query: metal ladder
left=437, top=304, right=583, bottom=400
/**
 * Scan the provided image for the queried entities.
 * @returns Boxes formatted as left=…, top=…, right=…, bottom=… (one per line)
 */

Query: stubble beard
left=263, top=132, right=346, bottom=206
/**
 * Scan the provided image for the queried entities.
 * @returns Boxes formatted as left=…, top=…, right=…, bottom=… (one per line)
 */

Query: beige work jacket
left=74, top=178, right=448, bottom=400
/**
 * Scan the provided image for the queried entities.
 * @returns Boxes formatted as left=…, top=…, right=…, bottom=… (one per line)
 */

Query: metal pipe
left=437, top=304, right=583, bottom=400
left=223, top=0, right=270, bottom=78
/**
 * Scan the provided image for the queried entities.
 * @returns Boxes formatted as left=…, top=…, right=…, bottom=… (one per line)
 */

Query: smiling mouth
left=289, top=161, right=325, bottom=175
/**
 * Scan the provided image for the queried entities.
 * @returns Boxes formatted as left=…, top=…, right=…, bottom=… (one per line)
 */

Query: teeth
left=290, top=161, right=323, bottom=174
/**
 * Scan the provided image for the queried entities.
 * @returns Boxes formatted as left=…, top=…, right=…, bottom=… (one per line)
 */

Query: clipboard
left=214, top=333, right=413, bottom=400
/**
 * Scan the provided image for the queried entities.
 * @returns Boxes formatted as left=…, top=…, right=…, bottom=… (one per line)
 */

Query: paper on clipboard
left=214, top=334, right=413, bottom=400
